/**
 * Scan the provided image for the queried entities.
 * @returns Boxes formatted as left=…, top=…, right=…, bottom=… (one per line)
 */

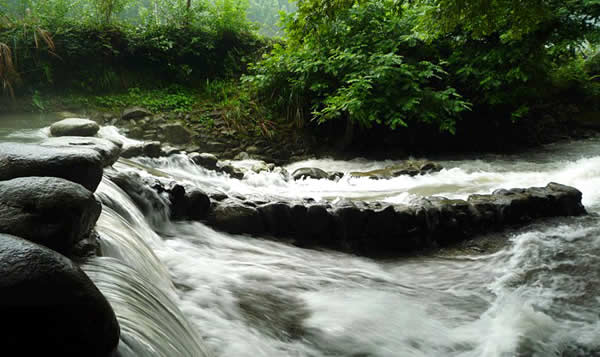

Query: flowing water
left=1, top=113, right=600, bottom=357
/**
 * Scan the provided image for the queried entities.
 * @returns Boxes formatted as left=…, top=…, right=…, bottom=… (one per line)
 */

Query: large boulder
left=41, top=136, right=122, bottom=167
left=292, top=167, right=329, bottom=180
left=0, top=233, right=120, bottom=356
left=0, top=142, right=104, bottom=192
left=0, top=177, right=102, bottom=256
left=122, top=106, right=152, bottom=120
left=160, top=122, right=193, bottom=145
left=50, top=118, right=100, bottom=137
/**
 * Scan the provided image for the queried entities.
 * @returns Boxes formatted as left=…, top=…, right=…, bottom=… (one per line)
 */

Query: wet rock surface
left=50, top=118, right=100, bottom=137
left=0, top=142, right=104, bottom=192
left=0, top=177, right=102, bottom=256
left=0, top=233, right=120, bottom=357
left=41, top=136, right=122, bottom=167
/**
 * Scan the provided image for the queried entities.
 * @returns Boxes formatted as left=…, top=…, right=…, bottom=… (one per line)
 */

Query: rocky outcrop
left=0, top=142, right=104, bottom=192
left=112, top=161, right=587, bottom=256
left=202, top=182, right=586, bottom=256
left=107, top=170, right=211, bottom=222
left=41, top=137, right=122, bottom=167
left=122, top=106, right=152, bottom=120
left=50, top=118, right=100, bottom=137
left=350, top=160, right=443, bottom=179
left=0, top=233, right=120, bottom=357
left=0, top=177, right=102, bottom=256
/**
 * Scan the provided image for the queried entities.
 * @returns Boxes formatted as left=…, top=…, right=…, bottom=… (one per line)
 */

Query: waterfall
left=84, top=177, right=211, bottom=357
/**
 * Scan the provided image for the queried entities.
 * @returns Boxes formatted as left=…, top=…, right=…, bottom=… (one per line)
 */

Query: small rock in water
left=142, top=141, right=163, bottom=158
left=189, top=152, right=219, bottom=170
left=251, top=161, right=270, bottom=174
left=50, top=118, right=100, bottom=137
left=292, top=167, right=330, bottom=180
left=234, top=151, right=251, bottom=160
left=219, top=164, right=245, bottom=180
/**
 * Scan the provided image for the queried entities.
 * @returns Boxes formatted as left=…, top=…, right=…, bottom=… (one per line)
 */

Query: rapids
left=1, top=114, right=599, bottom=356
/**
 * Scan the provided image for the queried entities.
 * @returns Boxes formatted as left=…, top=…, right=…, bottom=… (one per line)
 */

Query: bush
left=245, top=0, right=469, bottom=133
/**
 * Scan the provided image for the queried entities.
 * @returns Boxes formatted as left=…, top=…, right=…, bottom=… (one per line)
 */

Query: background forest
left=1, top=0, right=599, bottom=152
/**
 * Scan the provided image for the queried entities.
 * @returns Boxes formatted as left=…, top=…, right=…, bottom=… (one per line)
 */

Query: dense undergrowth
left=1, top=0, right=600, bottom=153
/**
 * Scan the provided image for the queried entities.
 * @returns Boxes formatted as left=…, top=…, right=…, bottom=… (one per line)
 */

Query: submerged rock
left=50, top=118, right=100, bottom=137
left=0, top=233, right=120, bottom=357
left=41, top=136, right=122, bottom=167
left=0, top=177, right=102, bottom=256
left=0, top=142, right=104, bottom=192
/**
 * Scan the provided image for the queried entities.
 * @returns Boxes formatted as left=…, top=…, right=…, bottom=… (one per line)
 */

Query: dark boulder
left=106, top=171, right=170, bottom=217
left=143, top=141, right=163, bottom=158
left=120, top=144, right=144, bottom=158
left=160, top=122, right=192, bottom=145
left=189, top=152, right=218, bottom=171
left=208, top=203, right=265, bottom=235
left=50, top=118, right=100, bottom=137
left=122, top=106, right=151, bottom=120
left=259, top=202, right=293, bottom=236
left=219, top=164, right=245, bottom=179
left=0, top=233, right=120, bottom=357
left=292, top=167, right=329, bottom=180
left=0, top=142, right=104, bottom=192
left=168, top=184, right=211, bottom=221
left=41, top=136, right=122, bottom=167
left=0, top=177, right=101, bottom=256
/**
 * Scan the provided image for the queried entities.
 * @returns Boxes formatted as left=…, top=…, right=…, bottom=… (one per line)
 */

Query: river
left=2, top=113, right=599, bottom=357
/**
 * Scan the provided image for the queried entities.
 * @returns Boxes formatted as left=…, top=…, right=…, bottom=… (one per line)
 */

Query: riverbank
left=3, top=87, right=600, bottom=165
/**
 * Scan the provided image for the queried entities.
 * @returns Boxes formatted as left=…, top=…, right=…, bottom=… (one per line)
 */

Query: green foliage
left=82, top=86, right=196, bottom=112
left=248, top=0, right=600, bottom=135
left=415, top=0, right=600, bottom=43
left=246, top=0, right=469, bottom=133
